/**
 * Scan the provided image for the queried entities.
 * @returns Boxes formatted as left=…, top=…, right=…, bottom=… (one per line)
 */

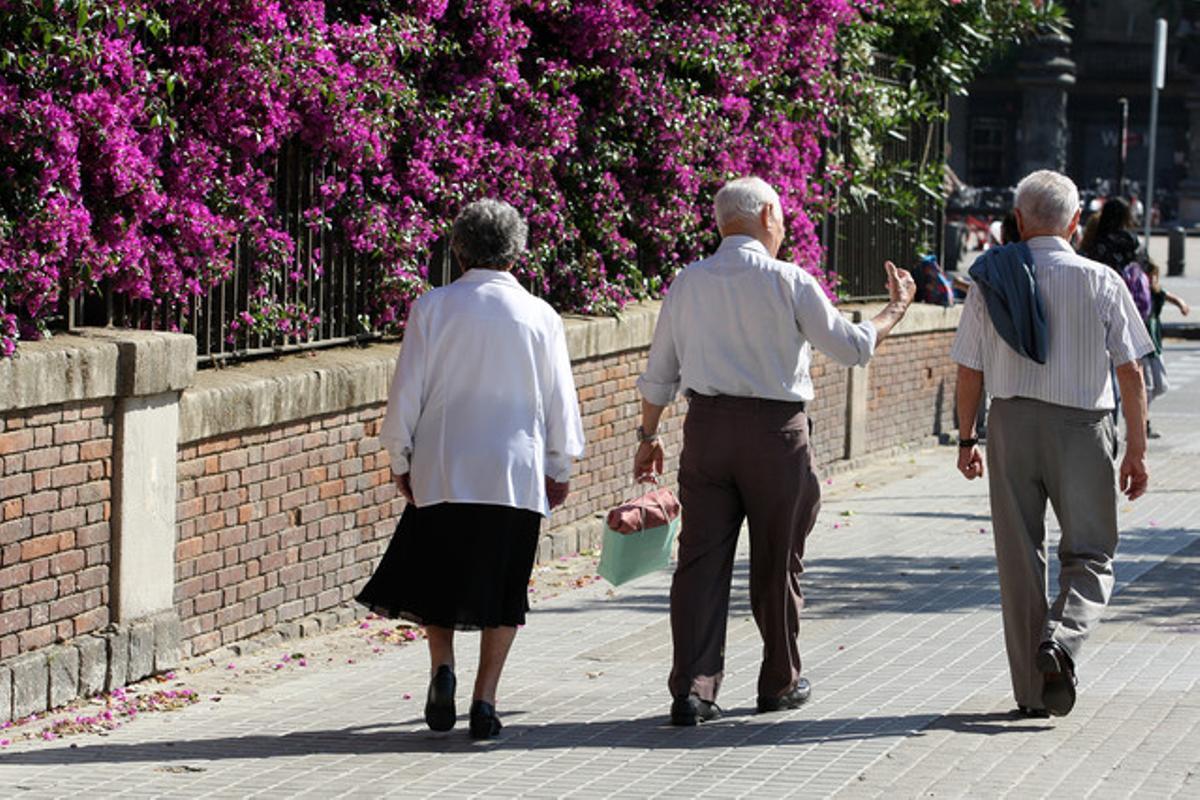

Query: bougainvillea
left=1, top=0, right=871, bottom=357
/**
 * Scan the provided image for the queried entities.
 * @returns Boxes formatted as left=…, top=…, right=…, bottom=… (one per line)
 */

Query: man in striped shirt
left=951, top=170, right=1154, bottom=719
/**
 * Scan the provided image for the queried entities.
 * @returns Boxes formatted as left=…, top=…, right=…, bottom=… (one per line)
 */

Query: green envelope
left=597, top=516, right=680, bottom=586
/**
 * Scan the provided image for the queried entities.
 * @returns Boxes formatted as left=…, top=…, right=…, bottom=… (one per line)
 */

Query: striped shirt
left=950, top=235, right=1154, bottom=411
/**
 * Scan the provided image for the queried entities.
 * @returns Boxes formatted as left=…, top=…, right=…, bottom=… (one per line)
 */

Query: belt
left=686, top=392, right=807, bottom=413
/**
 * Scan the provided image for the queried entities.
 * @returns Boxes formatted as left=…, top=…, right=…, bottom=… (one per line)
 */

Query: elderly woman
left=357, top=199, right=585, bottom=739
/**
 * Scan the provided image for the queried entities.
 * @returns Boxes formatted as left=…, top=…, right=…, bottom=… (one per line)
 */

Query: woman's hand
left=634, top=439, right=664, bottom=480
left=393, top=472, right=414, bottom=503
left=545, top=477, right=569, bottom=509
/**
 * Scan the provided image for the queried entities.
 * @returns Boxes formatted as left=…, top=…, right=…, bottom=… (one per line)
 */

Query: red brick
left=79, top=440, right=112, bottom=461
left=50, top=550, right=86, bottom=576
left=53, top=421, right=91, bottom=446
left=21, top=533, right=62, bottom=561
left=49, top=593, right=85, bottom=621
left=0, top=473, right=32, bottom=501
left=0, top=563, right=32, bottom=591
left=0, top=607, right=30, bottom=635
left=15, top=623, right=54, bottom=652
left=50, top=506, right=87, bottom=533
left=20, top=577, right=57, bottom=605
left=76, top=522, right=108, bottom=547
left=218, top=450, right=249, bottom=472
left=0, top=429, right=34, bottom=455
left=73, top=606, right=108, bottom=636
left=24, top=448, right=62, bottom=471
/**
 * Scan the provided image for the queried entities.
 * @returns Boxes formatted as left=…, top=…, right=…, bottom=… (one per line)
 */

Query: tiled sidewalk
left=1, top=413, right=1198, bottom=797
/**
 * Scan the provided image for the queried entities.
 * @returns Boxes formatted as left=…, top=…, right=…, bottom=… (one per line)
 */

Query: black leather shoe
left=1016, top=704, right=1050, bottom=719
left=1036, top=641, right=1077, bottom=717
left=670, top=694, right=721, bottom=726
left=469, top=699, right=502, bottom=739
left=424, top=664, right=456, bottom=731
left=757, top=678, right=812, bottom=713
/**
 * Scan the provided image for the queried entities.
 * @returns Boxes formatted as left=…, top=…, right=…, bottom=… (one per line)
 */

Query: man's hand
left=957, top=444, right=984, bottom=480
left=634, top=439, right=664, bottom=480
left=1119, top=450, right=1148, bottom=501
left=546, top=477, right=570, bottom=509
left=885, top=260, right=916, bottom=306
left=393, top=472, right=413, bottom=504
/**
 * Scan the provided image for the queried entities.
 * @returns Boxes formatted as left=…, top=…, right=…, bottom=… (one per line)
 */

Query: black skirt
left=356, top=502, right=542, bottom=630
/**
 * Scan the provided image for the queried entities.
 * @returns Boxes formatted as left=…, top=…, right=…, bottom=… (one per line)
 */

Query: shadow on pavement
left=535, top=554, right=1000, bottom=621
left=0, top=710, right=1048, bottom=766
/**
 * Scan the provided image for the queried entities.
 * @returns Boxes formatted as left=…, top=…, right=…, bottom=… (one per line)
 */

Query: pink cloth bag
left=605, top=479, right=681, bottom=534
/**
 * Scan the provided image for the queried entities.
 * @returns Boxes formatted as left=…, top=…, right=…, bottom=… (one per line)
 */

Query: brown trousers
left=668, top=393, right=821, bottom=703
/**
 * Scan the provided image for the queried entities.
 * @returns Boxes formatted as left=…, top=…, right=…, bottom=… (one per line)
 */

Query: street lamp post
left=1144, top=18, right=1167, bottom=246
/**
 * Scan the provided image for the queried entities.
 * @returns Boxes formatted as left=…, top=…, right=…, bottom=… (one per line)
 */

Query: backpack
left=914, top=254, right=954, bottom=306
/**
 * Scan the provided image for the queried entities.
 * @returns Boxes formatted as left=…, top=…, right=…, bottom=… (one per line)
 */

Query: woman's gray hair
left=450, top=199, right=528, bottom=270
left=713, top=177, right=781, bottom=229
left=1014, top=170, right=1080, bottom=233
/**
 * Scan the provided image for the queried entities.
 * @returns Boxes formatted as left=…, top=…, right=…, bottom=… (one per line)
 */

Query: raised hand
left=885, top=260, right=916, bottom=306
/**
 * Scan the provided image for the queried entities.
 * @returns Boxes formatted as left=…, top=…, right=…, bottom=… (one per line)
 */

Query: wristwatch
left=637, top=425, right=662, bottom=443
left=958, top=437, right=979, bottom=448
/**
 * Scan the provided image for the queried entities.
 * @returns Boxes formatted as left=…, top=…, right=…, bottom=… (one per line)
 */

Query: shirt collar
left=457, top=268, right=522, bottom=286
left=717, top=234, right=770, bottom=257
left=1023, top=235, right=1074, bottom=253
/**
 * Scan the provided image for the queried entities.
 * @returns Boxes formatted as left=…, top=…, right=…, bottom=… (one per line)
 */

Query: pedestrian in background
left=952, top=170, right=1154, bottom=719
left=1079, top=197, right=1141, bottom=275
left=358, top=199, right=585, bottom=739
left=634, top=176, right=915, bottom=726
left=1141, top=259, right=1190, bottom=438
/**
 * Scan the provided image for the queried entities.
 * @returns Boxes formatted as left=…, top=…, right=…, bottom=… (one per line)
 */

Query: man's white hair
left=1014, top=170, right=1080, bottom=233
left=714, top=177, right=781, bottom=229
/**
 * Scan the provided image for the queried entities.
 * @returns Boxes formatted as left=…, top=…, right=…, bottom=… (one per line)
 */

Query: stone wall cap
left=839, top=301, right=963, bottom=335
left=0, top=334, right=119, bottom=412
left=178, top=343, right=401, bottom=444
left=76, top=329, right=197, bottom=397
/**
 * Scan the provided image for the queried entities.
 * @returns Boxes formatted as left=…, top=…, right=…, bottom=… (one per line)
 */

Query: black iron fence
left=69, top=140, right=380, bottom=367
left=821, top=61, right=946, bottom=300
left=62, top=72, right=945, bottom=363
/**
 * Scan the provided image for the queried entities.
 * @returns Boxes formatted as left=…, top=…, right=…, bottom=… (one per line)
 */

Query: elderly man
left=634, top=176, right=915, bottom=725
left=952, top=170, right=1153, bottom=718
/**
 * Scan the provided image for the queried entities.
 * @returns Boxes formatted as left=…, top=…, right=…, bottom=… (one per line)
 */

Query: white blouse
left=379, top=269, right=585, bottom=516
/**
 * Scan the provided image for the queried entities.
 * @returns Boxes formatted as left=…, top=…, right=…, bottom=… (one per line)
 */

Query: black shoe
left=757, top=678, right=812, bottom=713
left=670, top=694, right=721, bottom=726
left=424, top=665, right=456, bottom=732
left=1016, top=704, right=1050, bottom=719
left=469, top=699, right=502, bottom=739
left=1036, top=641, right=1077, bottom=717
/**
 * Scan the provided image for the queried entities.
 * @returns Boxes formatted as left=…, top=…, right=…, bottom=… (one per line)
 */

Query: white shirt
left=379, top=269, right=585, bottom=515
left=950, top=236, right=1154, bottom=410
left=638, top=235, right=878, bottom=405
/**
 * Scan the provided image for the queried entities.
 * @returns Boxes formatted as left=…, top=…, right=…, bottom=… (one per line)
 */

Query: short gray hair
left=1014, top=170, right=1080, bottom=233
left=713, top=177, right=781, bottom=229
left=450, top=199, right=528, bottom=270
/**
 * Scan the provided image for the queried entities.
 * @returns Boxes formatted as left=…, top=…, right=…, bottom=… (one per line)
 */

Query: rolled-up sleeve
left=1104, top=277, right=1155, bottom=366
left=637, top=295, right=682, bottom=406
left=544, top=317, right=586, bottom=482
left=950, top=285, right=986, bottom=370
left=793, top=278, right=877, bottom=368
left=378, top=300, right=428, bottom=475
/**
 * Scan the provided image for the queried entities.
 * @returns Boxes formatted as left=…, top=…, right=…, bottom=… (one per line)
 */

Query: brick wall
left=0, top=401, right=112, bottom=659
left=174, top=409, right=401, bottom=658
left=808, top=352, right=851, bottom=469
left=866, top=330, right=957, bottom=454
left=556, top=349, right=689, bottom=529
